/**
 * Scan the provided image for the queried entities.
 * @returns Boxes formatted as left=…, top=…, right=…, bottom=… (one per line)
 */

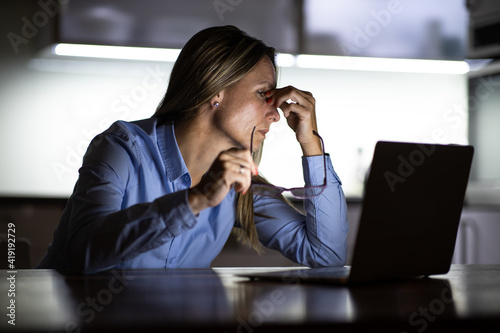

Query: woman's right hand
left=187, top=148, right=257, bottom=215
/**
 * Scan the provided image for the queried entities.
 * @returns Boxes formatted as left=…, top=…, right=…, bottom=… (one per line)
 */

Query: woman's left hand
left=265, top=85, right=322, bottom=156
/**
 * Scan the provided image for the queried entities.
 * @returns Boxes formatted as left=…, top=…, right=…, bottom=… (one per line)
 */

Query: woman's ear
left=210, top=92, right=224, bottom=109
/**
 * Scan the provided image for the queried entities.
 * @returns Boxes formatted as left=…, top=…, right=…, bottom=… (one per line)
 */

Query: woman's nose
left=267, top=105, right=280, bottom=123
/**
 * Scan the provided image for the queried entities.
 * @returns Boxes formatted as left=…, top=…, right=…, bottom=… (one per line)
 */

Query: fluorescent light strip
left=53, top=43, right=181, bottom=62
left=54, top=43, right=298, bottom=68
left=276, top=53, right=296, bottom=67
left=296, top=54, right=470, bottom=74
left=53, top=43, right=469, bottom=74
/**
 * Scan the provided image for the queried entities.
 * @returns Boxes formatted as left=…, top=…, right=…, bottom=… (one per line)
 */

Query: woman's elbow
left=306, top=245, right=347, bottom=268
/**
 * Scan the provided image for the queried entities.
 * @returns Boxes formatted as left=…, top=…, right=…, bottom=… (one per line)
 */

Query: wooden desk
left=1, top=265, right=499, bottom=332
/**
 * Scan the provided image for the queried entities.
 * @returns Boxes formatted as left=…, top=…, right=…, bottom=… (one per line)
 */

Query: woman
left=37, top=25, right=348, bottom=274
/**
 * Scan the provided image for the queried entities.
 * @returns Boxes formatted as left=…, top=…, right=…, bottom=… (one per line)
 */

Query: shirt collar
left=157, top=120, right=191, bottom=184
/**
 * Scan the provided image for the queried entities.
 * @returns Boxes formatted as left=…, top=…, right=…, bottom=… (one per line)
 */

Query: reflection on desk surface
left=1, top=265, right=499, bottom=332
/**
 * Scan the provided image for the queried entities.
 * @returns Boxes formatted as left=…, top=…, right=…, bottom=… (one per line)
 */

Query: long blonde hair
left=153, top=26, right=276, bottom=252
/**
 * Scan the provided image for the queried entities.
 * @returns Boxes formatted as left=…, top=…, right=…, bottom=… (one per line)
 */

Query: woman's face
left=215, top=56, right=280, bottom=151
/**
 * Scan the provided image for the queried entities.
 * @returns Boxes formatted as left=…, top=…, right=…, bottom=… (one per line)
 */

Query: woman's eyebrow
left=258, top=81, right=276, bottom=89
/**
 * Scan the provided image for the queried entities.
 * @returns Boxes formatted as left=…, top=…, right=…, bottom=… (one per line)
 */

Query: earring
left=214, top=102, right=219, bottom=107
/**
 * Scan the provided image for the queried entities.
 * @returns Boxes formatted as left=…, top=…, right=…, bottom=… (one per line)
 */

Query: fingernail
left=267, top=97, right=272, bottom=104
left=274, top=102, right=278, bottom=108
left=242, top=190, right=247, bottom=195
left=265, top=91, right=271, bottom=97
left=254, top=167, right=259, bottom=175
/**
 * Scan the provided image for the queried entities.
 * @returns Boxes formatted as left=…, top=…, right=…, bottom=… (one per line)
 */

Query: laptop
left=241, top=141, right=474, bottom=284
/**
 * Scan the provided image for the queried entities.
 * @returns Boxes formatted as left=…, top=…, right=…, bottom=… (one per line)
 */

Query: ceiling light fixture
left=296, top=54, right=470, bottom=74
left=53, top=43, right=181, bottom=62
left=53, top=43, right=469, bottom=74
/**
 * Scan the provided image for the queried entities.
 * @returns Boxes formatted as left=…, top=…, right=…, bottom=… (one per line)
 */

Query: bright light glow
left=276, top=53, right=296, bottom=67
left=52, top=44, right=470, bottom=74
left=296, top=54, right=470, bottom=74
left=53, top=43, right=180, bottom=62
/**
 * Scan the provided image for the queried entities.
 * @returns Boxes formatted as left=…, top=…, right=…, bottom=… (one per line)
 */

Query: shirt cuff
left=302, top=154, right=342, bottom=186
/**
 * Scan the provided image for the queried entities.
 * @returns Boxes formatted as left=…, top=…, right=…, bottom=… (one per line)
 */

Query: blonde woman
left=37, top=26, right=348, bottom=274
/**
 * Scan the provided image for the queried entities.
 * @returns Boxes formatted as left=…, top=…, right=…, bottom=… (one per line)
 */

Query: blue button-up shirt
left=37, top=118, right=348, bottom=274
